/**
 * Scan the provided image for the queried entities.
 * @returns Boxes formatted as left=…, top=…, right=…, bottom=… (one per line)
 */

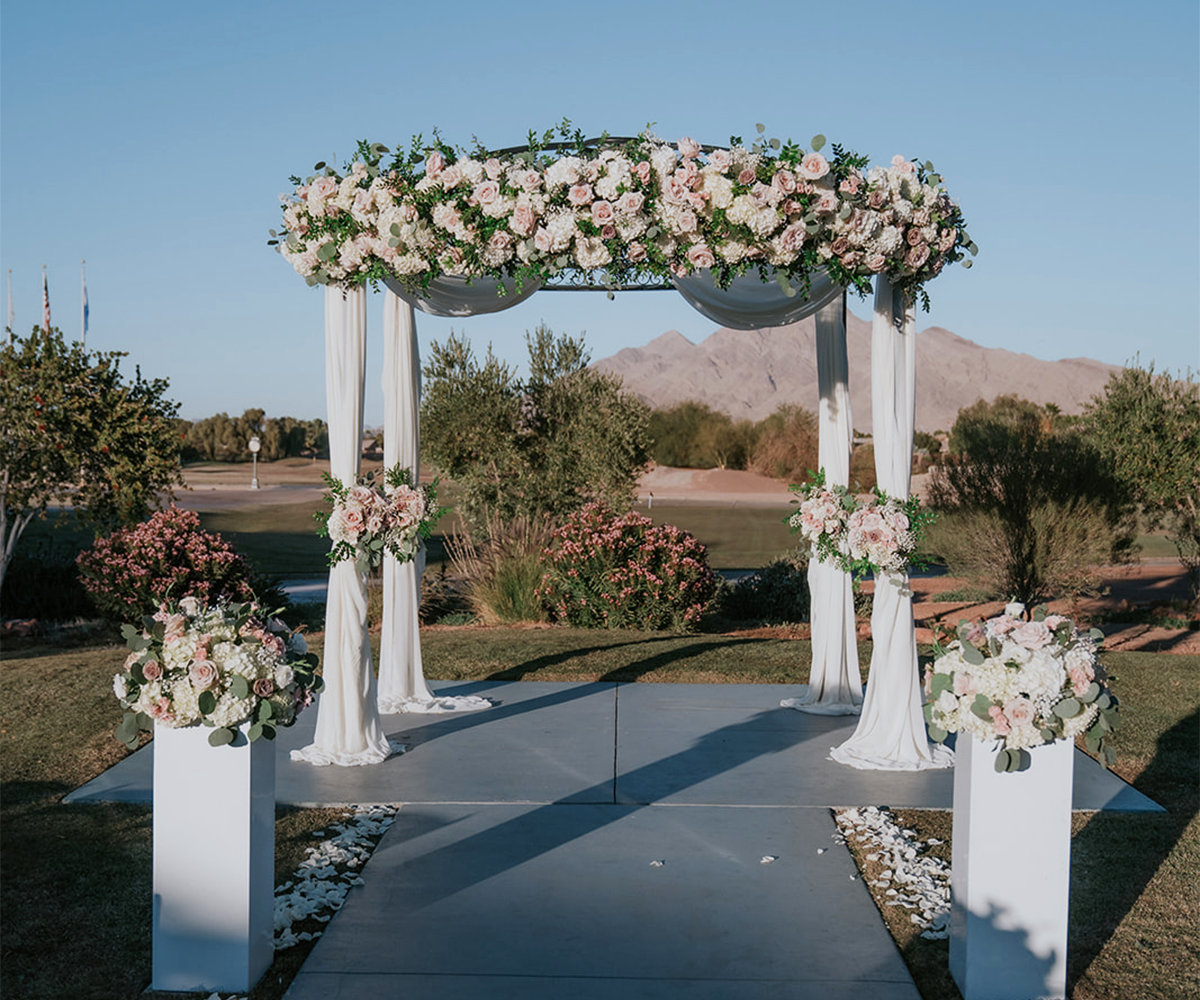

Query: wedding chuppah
left=273, top=127, right=976, bottom=770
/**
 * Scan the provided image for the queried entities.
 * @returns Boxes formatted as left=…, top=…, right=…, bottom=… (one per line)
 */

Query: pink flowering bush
left=536, top=503, right=718, bottom=632
left=77, top=507, right=277, bottom=623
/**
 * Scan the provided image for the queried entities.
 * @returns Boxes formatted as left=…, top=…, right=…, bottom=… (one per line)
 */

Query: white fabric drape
left=781, top=293, right=863, bottom=716
left=291, top=287, right=397, bottom=767
left=671, top=268, right=842, bottom=330
left=830, top=276, right=952, bottom=770
left=382, top=274, right=541, bottom=317
left=376, top=291, right=491, bottom=715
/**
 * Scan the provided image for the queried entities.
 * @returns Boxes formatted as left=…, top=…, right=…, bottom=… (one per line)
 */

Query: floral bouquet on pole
left=787, top=469, right=933, bottom=578
left=924, top=603, right=1119, bottom=772
left=112, top=597, right=323, bottom=748
left=316, top=465, right=445, bottom=572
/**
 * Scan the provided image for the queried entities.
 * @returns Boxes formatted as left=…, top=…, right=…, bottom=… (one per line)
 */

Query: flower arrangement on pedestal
left=273, top=123, right=976, bottom=308
left=112, top=597, right=322, bottom=748
left=924, top=603, right=1120, bottom=772
left=788, top=468, right=933, bottom=578
left=316, top=465, right=445, bottom=572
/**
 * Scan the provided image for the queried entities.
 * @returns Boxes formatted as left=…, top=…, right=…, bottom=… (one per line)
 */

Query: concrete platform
left=65, top=681, right=1162, bottom=1000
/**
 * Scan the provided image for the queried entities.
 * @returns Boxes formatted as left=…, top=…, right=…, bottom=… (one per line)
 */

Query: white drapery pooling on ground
left=301, top=269, right=938, bottom=768
left=830, top=275, right=952, bottom=770
left=291, top=287, right=398, bottom=766
left=376, top=290, right=492, bottom=716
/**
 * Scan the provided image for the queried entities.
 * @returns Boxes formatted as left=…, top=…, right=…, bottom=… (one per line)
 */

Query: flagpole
left=81, top=260, right=88, bottom=348
left=42, top=265, right=51, bottom=336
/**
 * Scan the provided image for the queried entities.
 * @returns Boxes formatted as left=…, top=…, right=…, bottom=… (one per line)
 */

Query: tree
left=648, top=401, right=757, bottom=470
left=421, top=325, right=651, bottom=528
left=1084, top=364, right=1200, bottom=599
left=0, top=328, right=184, bottom=603
left=928, top=395, right=1136, bottom=605
left=748, top=405, right=820, bottom=483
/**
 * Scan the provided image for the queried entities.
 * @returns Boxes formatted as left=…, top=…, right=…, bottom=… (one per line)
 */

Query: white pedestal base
left=950, top=736, right=1073, bottom=1000
left=151, top=723, right=275, bottom=993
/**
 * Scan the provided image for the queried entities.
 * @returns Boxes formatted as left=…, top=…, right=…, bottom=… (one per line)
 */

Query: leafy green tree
left=648, top=401, right=757, bottom=470
left=0, top=328, right=184, bottom=604
left=928, top=394, right=1136, bottom=604
left=748, top=404, right=820, bottom=483
left=1084, top=364, right=1200, bottom=599
left=421, top=325, right=651, bottom=528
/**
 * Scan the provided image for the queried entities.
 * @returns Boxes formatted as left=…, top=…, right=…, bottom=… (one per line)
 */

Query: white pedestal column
left=151, top=723, right=275, bottom=993
left=950, top=736, right=1073, bottom=1000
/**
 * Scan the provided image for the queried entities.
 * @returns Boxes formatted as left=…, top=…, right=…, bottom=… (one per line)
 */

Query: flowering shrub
left=716, top=556, right=811, bottom=625
left=112, top=597, right=322, bottom=748
left=788, top=468, right=934, bottom=578
left=316, top=464, right=444, bottom=572
left=924, top=603, right=1119, bottom=772
left=275, top=125, right=975, bottom=308
left=77, top=507, right=272, bottom=623
left=536, top=503, right=718, bottom=632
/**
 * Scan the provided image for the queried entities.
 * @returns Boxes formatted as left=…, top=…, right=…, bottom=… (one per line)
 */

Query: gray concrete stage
left=67, top=682, right=1162, bottom=999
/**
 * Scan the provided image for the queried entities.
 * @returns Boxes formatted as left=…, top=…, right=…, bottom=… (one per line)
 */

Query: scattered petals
left=760, top=855, right=779, bottom=865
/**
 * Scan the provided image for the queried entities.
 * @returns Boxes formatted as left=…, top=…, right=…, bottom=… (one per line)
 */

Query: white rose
left=113, top=673, right=128, bottom=701
left=1005, top=601, right=1026, bottom=618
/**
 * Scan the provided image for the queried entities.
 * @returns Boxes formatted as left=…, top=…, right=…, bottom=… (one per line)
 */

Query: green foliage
left=0, top=328, right=184, bottom=612
left=717, top=553, right=811, bottom=624
left=446, top=516, right=555, bottom=625
left=648, top=401, right=759, bottom=469
left=1084, top=362, right=1200, bottom=599
left=180, top=410, right=329, bottom=462
left=928, top=395, right=1137, bottom=605
left=421, top=325, right=651, bottom=527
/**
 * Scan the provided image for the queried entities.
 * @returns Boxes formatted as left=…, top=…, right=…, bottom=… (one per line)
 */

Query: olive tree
left=421, top=325, right=651, bottom=529
left=1084, top=363, right=1200, bottom=599
left=0, top=328, right=184, bottom=604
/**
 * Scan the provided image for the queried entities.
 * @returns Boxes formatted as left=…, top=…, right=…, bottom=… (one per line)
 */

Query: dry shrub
left=749, top=405, right=819, bottom=482
left=447, top=516, right=554, bottom=625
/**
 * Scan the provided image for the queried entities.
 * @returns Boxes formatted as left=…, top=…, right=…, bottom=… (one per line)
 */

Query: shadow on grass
left=484, top=635, right=684, bottom=682
left=596, top=637, right=768, bottom=683
left=1067, top=709, right=1199, bottom=991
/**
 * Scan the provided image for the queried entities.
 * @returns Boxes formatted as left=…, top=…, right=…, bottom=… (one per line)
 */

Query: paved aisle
left=68, top=681, right=1160, bottom=999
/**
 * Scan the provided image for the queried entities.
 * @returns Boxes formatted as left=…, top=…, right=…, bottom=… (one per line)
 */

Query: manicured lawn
left=2, top=626, right=1195, bottom=999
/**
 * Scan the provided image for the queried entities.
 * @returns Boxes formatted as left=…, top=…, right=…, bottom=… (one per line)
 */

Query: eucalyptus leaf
left=248, top=722, right=263, bottom=742
left=811, top=134, right=826, bottom=151
left=769, top=138, right=780, bottom=150
left=208, top=727, right=235, bottom=747
left=962, top=643, right=985, bottom=666
left=231, top=675, right=250, bottom=699
left=928, top=723, right=948, bottom=743
left=258, top=699, right=274, bottom=721
left=756, top=123, right=766, bottom=134
left=115, top=714, right=141, bottom=747
left=970, top=694, right=994, bottom=721
left=1103, top=745, right=1118, bottom=766
left=1041, top=727, right=1058, bottom=742
left=930, top=672, right=953, bottom=698
left=314, top=161, right=326, bottom=170
left=390, top=223, right=402, bottom=237
left=198, top=691, right=217, bottom=716
left=1082, top=681, right=1101, bottom=703
left=1088, top=627, right=1104, bottom=641
left=994, top=749, right=1011, bottom=773
left=1053, top=697, right=1081, bottom=718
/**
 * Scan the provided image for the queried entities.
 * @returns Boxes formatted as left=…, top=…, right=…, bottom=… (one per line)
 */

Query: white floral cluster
left=925, top=603, right=1105, bottom=756
left=278, top=131, right=971, bottom=301
left=113, top=597, right=317, bottom=733
left=789, top=469, right=927, bottom=578
left=274, top=805, right=398, bottom=950
left=836, top=807, right=950, bottom=940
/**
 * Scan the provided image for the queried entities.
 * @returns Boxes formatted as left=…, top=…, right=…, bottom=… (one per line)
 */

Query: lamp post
left=248, top=435, right=261, bottom=490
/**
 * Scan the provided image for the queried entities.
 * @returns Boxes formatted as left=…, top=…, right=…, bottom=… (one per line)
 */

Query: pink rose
left=520, top=169, right=541, bottom=192
left=938, top=227, right=958, bottom=251
left=627, top=242, right=647, bottom=262
left=708, top=149, right=732, bottom=171
left=988, top=705, right=1011, bottom=736
left=473, top=180, right=500, bottom=205
left=142, top=660, right=163, bottom=681
left=675, top=159, right=700, bottom=188
left=906, top=226, right=925, bottom=246
left=484, top=157, right=503, bottom=180
left=830, top=236, right=851, bottom=257
left=147, top=697, right=174, bottom=723
left=676, top=208, right=698, bottom=232
left=867, top=188, right=887, bottom=209
left=905, top=244, right=930, bottom=269
left=1043, top=614, right=1068, bottom=630
left=635, top=161, right=651, bottom=184
left=617, top=191, right=644, bottom=214
left=686, top=243, right=715, bottom=269
left=1005, top=697, right=1036, bottom=728
left=772, top=169, right=796, bottom=196
left=953, top=671, right=978, bottom=697
left=866, top=252, right=887, bottom=272
left=891, top=154, right=917, bottom=175
left=839, top=173, right=862, bottom=195
left=510, top=201, right=536, bottom=236
left=189, top=660, right=218, bottom=689
left=737, top=167, right=757, bottom=185
left=815, top=191, right=840, bottom=214
left=677, top=136, right=701, bottom=159
left=253, top=678, right=275, bottom=698
left=342, top=507, right=365, bottom=536
left=912, top=207, right=931, bottom=227
left=601, top=224, right=616, bottom=240
left=440, top=164, right=463, bottom=190
left=1068, top=665, right=1093, bottom=696
left=306, top=175, right=338, bottom=205
left=1011, top=621, right=1053, bottom=649
left=591, top=200, right=615, bottom=226
left=425, top=150, right=445, bottom=177
left=534, top=227, right=554, bottom=253
left=568, top=183, right=593, bottom=206
left=779, top=222, right=806, bottom=252
left=798, top=153, right=830, bottom=181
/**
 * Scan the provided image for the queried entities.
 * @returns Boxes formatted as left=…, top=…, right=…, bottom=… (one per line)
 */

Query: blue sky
left=2, top=0, right=1197, bottom=425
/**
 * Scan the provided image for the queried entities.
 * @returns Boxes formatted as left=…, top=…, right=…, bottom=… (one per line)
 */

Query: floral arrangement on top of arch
left=273, top=122, right=977, bottom=307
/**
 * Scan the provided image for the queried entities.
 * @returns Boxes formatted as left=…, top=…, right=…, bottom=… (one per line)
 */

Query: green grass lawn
left=2, top=627, right=1195, bottom=1000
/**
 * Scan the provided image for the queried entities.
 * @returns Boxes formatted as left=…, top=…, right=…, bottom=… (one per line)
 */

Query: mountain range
left=593, top=310, right=1120, bottom=433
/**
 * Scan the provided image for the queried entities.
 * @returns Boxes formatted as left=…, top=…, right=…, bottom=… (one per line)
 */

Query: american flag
left=42, top=267, right=50, bottom=334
